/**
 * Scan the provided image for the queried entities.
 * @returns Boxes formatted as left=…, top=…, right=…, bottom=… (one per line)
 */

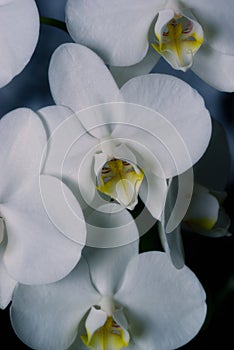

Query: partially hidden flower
left=0, top=108, right=86, bottom=309
left=65, top=0, right=234, bottom=91
left=38, top=43, right=211, bottom=229
left=0, top=0, right=39, bottom=88
left=160, top=119, right=232, bottom=269
left=10, top=204, right=207, bottom=350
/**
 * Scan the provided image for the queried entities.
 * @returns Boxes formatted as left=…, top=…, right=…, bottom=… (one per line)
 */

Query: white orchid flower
left=65, top=0, right=234, bottom=91
left=0, top=0, right=39, bottom=88
left=160, top=120, right=231, bottom=269
left=39, top=43, right=211, bottom=232
left=10, top=204, right=207, bottom=350
left=0, top=108, right=87, bottom=308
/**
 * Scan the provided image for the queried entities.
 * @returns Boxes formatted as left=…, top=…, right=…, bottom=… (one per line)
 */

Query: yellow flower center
left=152, top=13, right=204, bottom=71
left=81, top=316, right=129, bottom=350
left=96, top=159, right=144, bottom=209
left=185, top=218, right=216, bottom=231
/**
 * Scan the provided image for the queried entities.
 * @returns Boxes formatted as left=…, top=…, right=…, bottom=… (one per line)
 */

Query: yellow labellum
left=97, top=159, right=144, bottom=208
left=81, top=316, right=129, bottom=350
left=152, top=16, right=203, bottom=69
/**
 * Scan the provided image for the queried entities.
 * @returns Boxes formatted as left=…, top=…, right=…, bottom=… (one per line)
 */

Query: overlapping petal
left=192, top=44, right=234, bottom=92
left=186, top=0, right=234, bottom=55
left=0, top=237, right=17, bottom=309
left=2, top=175, right=85, bottom=284
left=0, top=0, right=39, bottom=87
left=115, top=251, right=206, bottom=349
left=0, top=108, right=46, bottom=200
left=120, top=74, right=211, bottom=175
left=10, top=258, right=100, bottom=350
left=110, top=46, right=160, bottom=87
left=65, top=0, right=163, bottom=66
left=49, top=43, right=121, bottom=112
left=0, top=108, right=85, bottom=284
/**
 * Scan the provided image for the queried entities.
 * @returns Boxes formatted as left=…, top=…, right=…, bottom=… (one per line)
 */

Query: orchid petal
left=186, top=0, right=234, bottom=55
left=192, top=43, right=234, bottom=92
left=120, top=74, right=211, bottom=175
left=10, top=258, right=100, bottom=350
left=1, top=175, right=84, bottom=284
left=0, top=108, right=46, bottom=201
left=0, top=238, right=17, bottom=309
left=110, top=46, right=160, bottom=87
left=115, top=251, right=207, bottom=349
left=49, top=43, right=121, bottom=112
left=0, top=0, right=39, bottom=87
left=38, top=106, right=102, bottom=209
left=65, top=0, right=163, bottom=66
left=139, top=173, right=167, bottom=220
left=158, top=220, right=185, bottom=269
left=85, top=202, right=140, bottom=249
left=84, top=204, right=139, bottom=293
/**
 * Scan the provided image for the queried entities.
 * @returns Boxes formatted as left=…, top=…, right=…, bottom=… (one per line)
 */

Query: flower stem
left=40, top=16, right=68, bottom=33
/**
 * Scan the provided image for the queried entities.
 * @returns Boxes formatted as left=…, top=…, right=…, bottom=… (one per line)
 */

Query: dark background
left=0, top=0, right=233, bottom=348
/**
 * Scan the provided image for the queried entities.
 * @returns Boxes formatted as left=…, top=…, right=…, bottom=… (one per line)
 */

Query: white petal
left=38, top=105, right=99, bottom=209
left=186, top=0, right=234, bottom=55
left=139, top=173, right=167, bottom=220
left=85, top=203, right=140, bottom=249
left=159, top=221, right=185, bottom=269
left=120, top=75, right=211, bottom=175
left=0, top=108, right=46, bottom=201
left=0, top=239, right=17, bottom=309
left=110, top=46, right=160, bottom=87
left=49, top=43, right=121, bottom=111
left=192, top=43, right=234, bottom=92
left=84, top=205, right=139, bottom=294
left=65, top=0, right=163, bottom=66
left=10, top=258, right=100, bottom=350
left=1, top=175, right=84, bottom=284
left=115, top=251, right=207, bottom=349
left=39, top=175, right=86, bottom=244
left=193, top=119, right=231, bottom=190
left=0, top=0, right=39, bottom=87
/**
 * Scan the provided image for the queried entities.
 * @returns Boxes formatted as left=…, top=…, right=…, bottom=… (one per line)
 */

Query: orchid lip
left=81, top=304, right=130, bottom=349
left=96, top=158, right=144, bottom=210
left=152, top=9, right=204, bottom=71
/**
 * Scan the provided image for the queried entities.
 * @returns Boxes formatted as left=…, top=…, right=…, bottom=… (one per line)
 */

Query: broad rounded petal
left=186, top=0, right=234, bottom=55
left=85, top=203, right=140, bottom=248
left=10, top=258, right=100, bottom=350
left=139, top=173, right=167, bottom=220
left=49, top=43, right=121, bottom=112
left=0, top=108, right=46, bottom=201
left=0, top=239, right=17, bottom=309
left=110, top=46, right=160, bottom=87
left=65, top=0, right=163, bottom=66
left=0, top=0, right=39, bottom=87
left=120, top=75, right=211, bottom=174
left=38, top=105, right=98, bottom=209
left=115, top=251, right=207, bottom=349
left=194, top=119, right=231, bottom=190
left=39, top=175, right=86, bottom=243
left=84, top=203, right=139, bottom=294
left=192, top=43, right=234, bottom=92
left=1, top=175, right=84, bottom=284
